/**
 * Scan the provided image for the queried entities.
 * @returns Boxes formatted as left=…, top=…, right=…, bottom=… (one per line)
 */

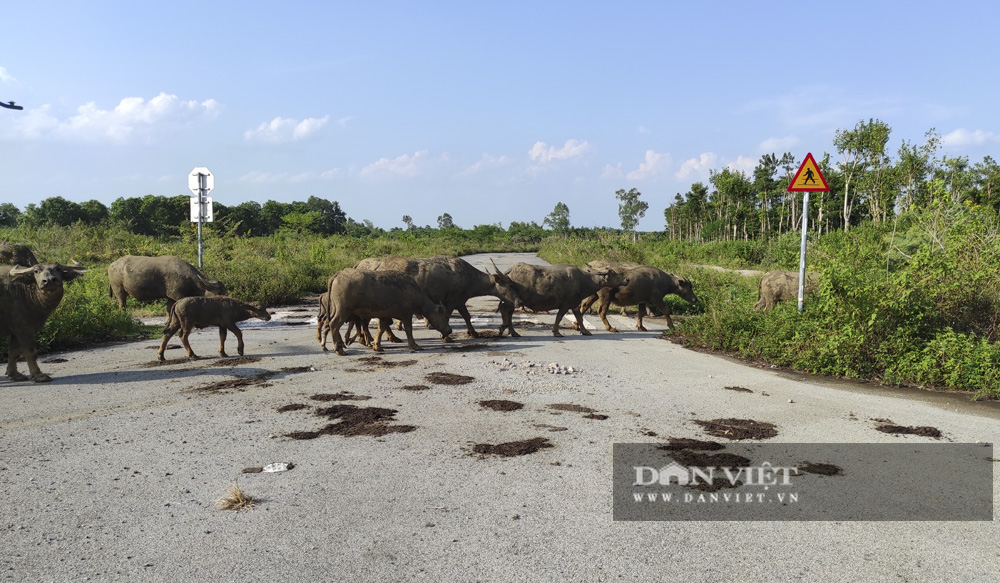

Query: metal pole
left=197, top=173, right=205, bottom=268
left=797, top=191, right=810, bottom=313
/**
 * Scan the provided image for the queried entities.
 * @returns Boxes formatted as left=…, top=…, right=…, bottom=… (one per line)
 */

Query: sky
left=2, top=1, right=998, bottom=231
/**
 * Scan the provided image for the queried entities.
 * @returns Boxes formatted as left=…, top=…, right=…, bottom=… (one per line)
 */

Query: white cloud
left=243, top=115, right=330, bottom=144
left=726, top=155, right=757, bottom=175
left=638, top=125, right=651, bottom=134
left=240, top=170, right=289, bottom=183
left=456, top=153, right=510, bottom=177
left=626, top=150, right=672, bottom=180
left=360, top=150, right=431, bottom=178
left=528, top=139, right=590, bottom=163
left=0, top=92, right=220, bottom=142
left=601, top=163, right=623, bottom=179
left=942, top=128, right=998, bottom=148
left=0, top=66, right=15, bottom=83
left=759, top=136, right=800, bottom=152
left=675, top=152, right=718, bottom=180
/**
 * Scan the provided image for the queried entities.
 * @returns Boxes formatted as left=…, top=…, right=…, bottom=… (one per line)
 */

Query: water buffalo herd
left=1, top=246, right=714, bottom=382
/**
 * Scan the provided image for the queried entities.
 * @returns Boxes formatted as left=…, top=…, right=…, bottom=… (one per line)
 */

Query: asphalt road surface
left=2, top=253, right=998, bottom=582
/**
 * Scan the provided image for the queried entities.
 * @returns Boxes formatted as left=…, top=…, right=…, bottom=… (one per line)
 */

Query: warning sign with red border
left=787, top=152, right=829, bottom=192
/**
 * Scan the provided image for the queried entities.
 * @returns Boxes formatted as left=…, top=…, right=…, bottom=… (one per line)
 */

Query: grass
left=215, top=482, right=258, bottom=511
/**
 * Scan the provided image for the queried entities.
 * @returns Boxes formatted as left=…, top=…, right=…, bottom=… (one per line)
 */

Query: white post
left=197, top=173, right=206, bottom=268
left=797, top=191, right=810, bottom=313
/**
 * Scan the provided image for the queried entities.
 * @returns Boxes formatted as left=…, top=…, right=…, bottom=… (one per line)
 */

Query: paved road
left=1, top=254, right=998, bottom=582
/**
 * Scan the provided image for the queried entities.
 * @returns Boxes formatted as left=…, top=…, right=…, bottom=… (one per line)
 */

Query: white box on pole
left=190, top=196, right=213, bottom=222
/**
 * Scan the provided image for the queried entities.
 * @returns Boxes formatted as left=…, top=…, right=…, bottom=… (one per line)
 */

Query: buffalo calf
left=158, top=296, right=271, bottom=360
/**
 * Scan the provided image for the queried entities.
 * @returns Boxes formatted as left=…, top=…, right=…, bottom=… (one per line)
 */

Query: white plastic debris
left=262, top=462, right=291, bottom=473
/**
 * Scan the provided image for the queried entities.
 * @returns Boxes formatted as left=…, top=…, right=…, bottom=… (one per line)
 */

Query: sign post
left=786, top=153, right=829, bottom=313
left=188, top=167, right=215, bottom=268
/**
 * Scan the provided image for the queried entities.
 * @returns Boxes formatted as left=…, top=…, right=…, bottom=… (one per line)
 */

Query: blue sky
left=2, top=1, right=998, bottom=231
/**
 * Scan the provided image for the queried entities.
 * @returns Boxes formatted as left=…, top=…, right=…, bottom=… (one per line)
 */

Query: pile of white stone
left=486, top=357, right=580, bottom=375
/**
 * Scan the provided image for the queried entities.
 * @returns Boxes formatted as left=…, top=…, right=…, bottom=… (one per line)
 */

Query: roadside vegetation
left=3, top=117, right=999, bottom=396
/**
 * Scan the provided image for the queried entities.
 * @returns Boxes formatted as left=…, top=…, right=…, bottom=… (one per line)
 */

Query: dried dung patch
left=282, top=321, right=309, bottom=326
left=723, top=385, right=753, bottom=393
left=311, top=404, right=416, bottom=437
left=277, top=403, right=310, bottom=413
left=146, top=344, right=181, bottom=350
left=583, top=413, right=609, bottom=420
left=548, top=403, right=597, bottom=413
left=285, top=431, right=321, bottom=440
left=190, top=371, right=277, bottom=393
left=479, top=399, right=524, bottom=412
left=141, top=358, right=192, bottom=368
left=426, top=372, right=476, bottom=385
left=694, top=418, right=778, bottom=440
left=281, top=366, right=314, bottom=373
left=287, top=308, right=311, bottom=313
left=42, top=357, right=69, bottom=364
left=476, top=330, right=500, bottom=338
left=874, top=422, right=942, bottom=438
left=286, top=314, right=312, bottom=319
left=657, top=438, right=725, bottom=452
left=400, top=385, right=430, bottom=391
left=241, top=467, right=264, bottom=474
left=209, top=356, right=261, bottom=367
left=450, top=342, right=493, bottom=351
left=310, top=392, right=372, bottom=402
left=533, top=424, right=568, bottom=432
left=799, top=462, right=844, bottom=476
left=472, top=437, right=553, bottom=457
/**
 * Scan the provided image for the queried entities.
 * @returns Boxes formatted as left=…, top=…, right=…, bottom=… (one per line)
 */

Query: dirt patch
left=449, top=342, right=493, bottom=351
left=472, top=437, right=553, bottom=457
left=426, top=372, right=476, bottom=385
left=287, top=308, right=311, bottom=313
left=479, top=399, right=524, bottom=412
left=476, top=330, right=500, bottom=338
left=241, top=467, right=264, bottom=474
left=309, top=392, right=372, bottom=402
left=141, top=358, right=193, bottom=368
left=400, top=385, right=430, bottom=391
left=277, top=403, right=310, bottom=413
left=282, top=321, right=309, bottom=326
left=146, top=344, right=181, bottom=351
left=286, top=314, right=312, bottom=319
left=874, top=422, right=942, bottom=438
left=799, top=462, right=844, bottom=476
left=189, top=371, right=277, bottom=393
left=548, top=403, right=597, bottom=413
left=208, top=356, right=261, bottom=367
left=583, top=413, right=609, bottom=420
left=693, top=418, right=778, bottom=440
left=723, top=386, right=753, bottom=393
left=657, top=437, right=725, bottom=451
left=42, top=357, right=68, bottom=364
left=346, top=357, right=419, bottom=373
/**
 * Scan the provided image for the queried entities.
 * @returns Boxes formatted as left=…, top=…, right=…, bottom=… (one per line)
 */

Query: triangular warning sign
left=787, top=152, right=829, bottom=192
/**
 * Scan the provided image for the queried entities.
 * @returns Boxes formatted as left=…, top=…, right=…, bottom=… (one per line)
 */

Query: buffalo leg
left=646, top=299, right=674, bottom=329
left=578, top=293, right=599, bottom=315
left=401, top=318, right=422, bottom=351
left=456, top=305, right=478, bottom=338
left=16, top=335, right=50, bottom=382
left=6, top=335, right=28, bottom=381
left=497, top=302, right=519, bottom=338
left=596, top=295, right=620, bottom=333
left=179, top=327, right=199, bottom=359
left=158, top=323, right=182, bottom=361
left=569, top=307, right=591, bottom=336
left=218, top=326, right=229, bottom=357
left=231, top=325, right=245, bottom=356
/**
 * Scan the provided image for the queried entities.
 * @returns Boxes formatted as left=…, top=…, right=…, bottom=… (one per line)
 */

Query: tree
left=0, top=202, right=21, bottom=227
left=437, top=213, right=455, bottom=230
left=305, top=196, right=347, bottom=235
left=78, top=200, right=109, bottom=226
left=402, top=215, right=414, bottom=230
left=615, top=188, right=648, bottom=242
left=543, top=202, right=571, bottom=231
left=223, top=201, right=265, bottom=236
left=834, top=118, right=892, bottom=231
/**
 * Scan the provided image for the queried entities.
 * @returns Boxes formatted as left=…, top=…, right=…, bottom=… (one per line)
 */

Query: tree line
left=2, top=119, right=996, bottom=242
left=666, top=120, right=1000, bottom=242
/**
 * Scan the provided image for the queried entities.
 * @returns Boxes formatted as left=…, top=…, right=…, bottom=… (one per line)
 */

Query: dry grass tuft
left=216, top=482, right=258, bottom=511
